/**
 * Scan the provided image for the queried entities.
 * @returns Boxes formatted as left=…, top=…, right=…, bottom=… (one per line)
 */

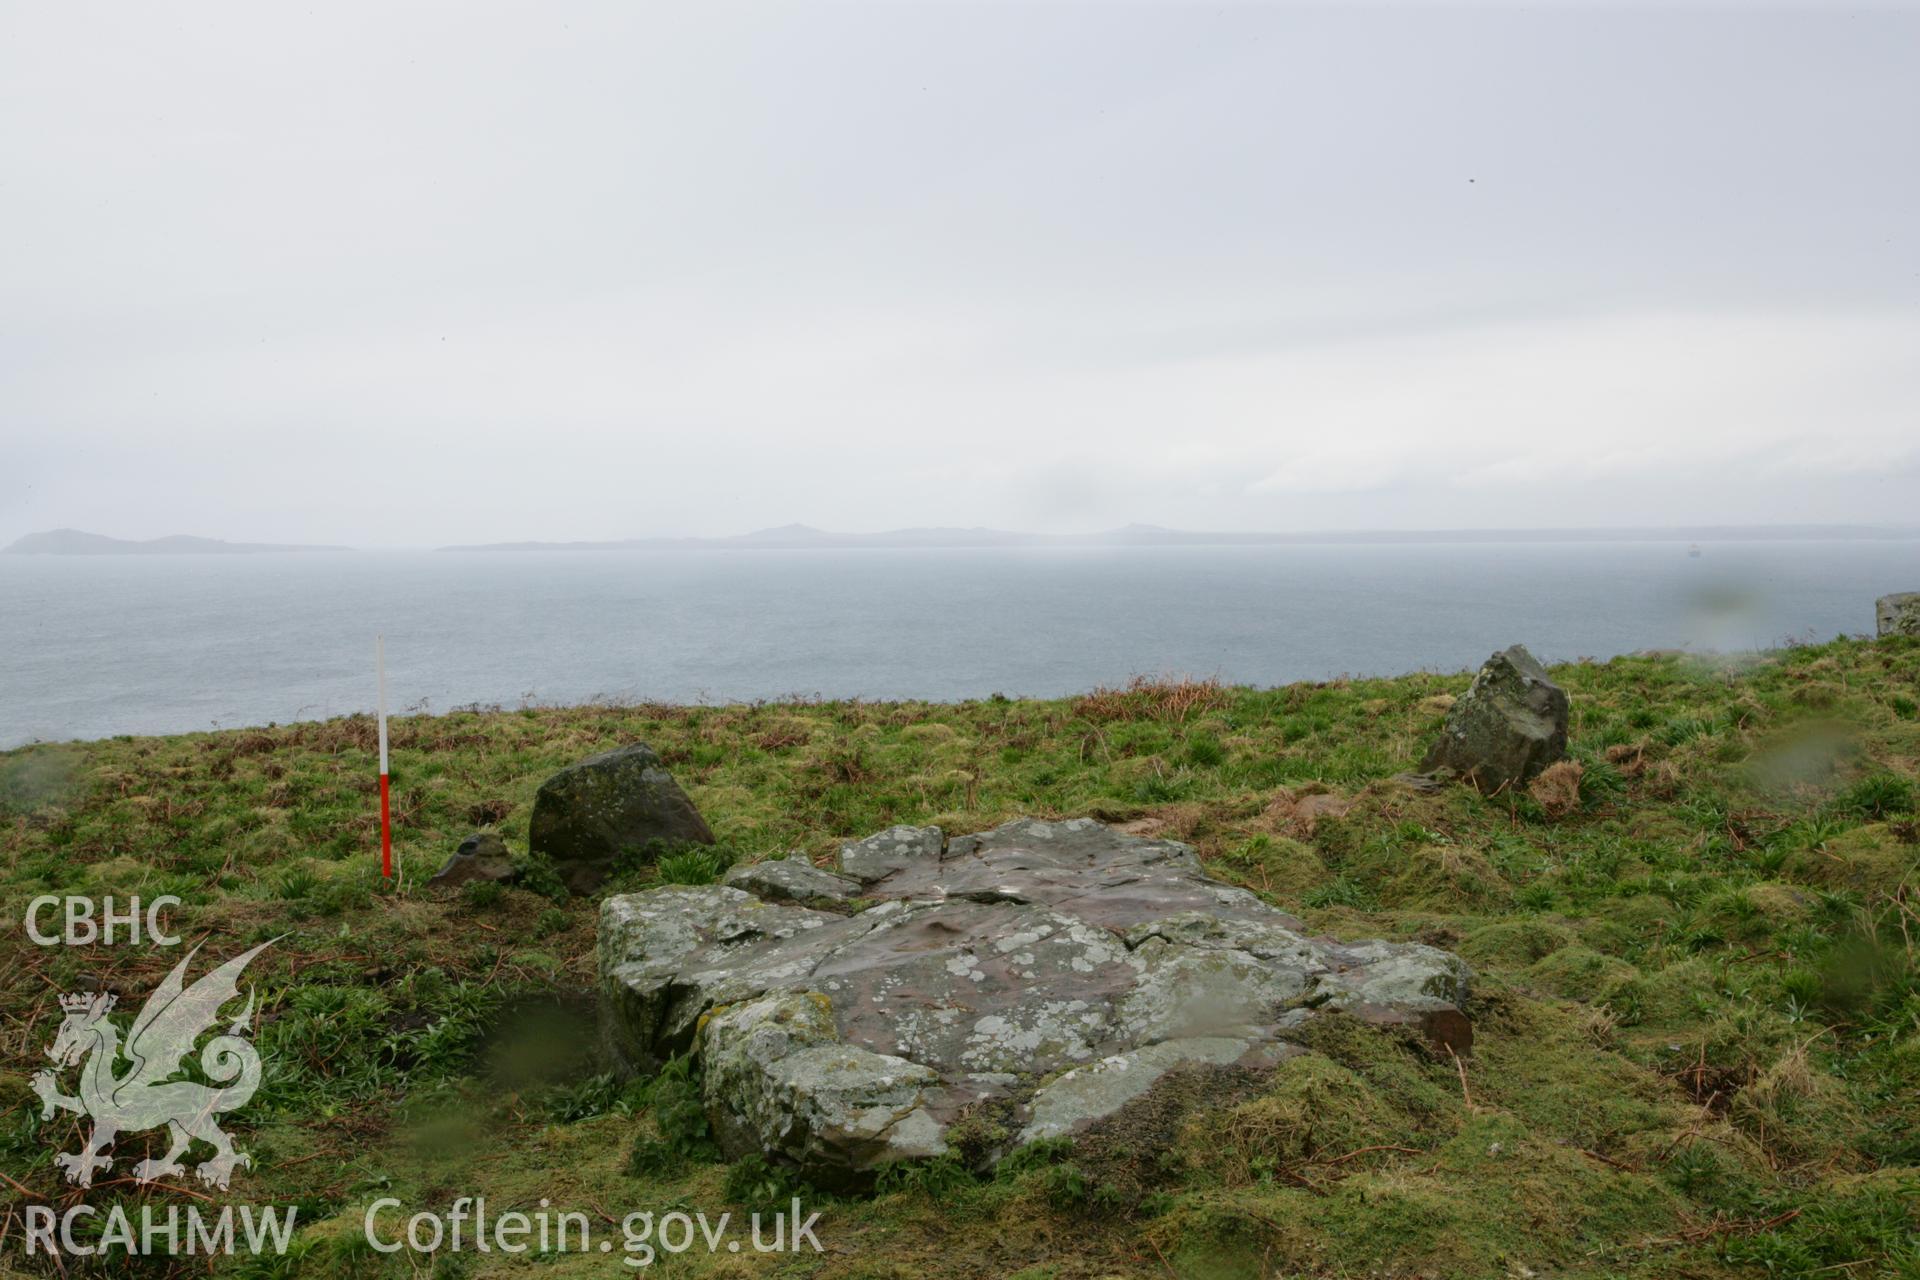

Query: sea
left=2, top=541, right=1915, bottom=749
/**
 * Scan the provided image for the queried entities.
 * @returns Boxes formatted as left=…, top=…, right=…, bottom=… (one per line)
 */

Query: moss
left=1062, top=1062, right=1275, bottom=1206
left=1183, top=1055, right=1406, bottom=1185
left=1784, top=822, right=1917, bottom=895
left=1154, top=1114, right=1689, bottom=1280
left=1742, top=881, right=1817, bottom=922
left=1729, top=1047, right=1867, bottom=1170
left=1624, top=956, right=1726, bottom=1028
left=1352, top=841, right=1513, bottom=911
left=1523, top=945, right=1641, bottom=1003
left=1624, top=1121, right=1772, bottom=1213
left=1695, top=881, right=1816, bottom=943
left=1459, top=918, right=1579, bottom=969
left=1213, top=833, right=1330, bottom=898
left=1471, top=996, right=1683, bottom=1151
left=1725, top=1167, right=1920, bottom=1277
left=1291, top=1012, right=1463, bottom=1123
left=1264, top=836, right=1332, bottom=895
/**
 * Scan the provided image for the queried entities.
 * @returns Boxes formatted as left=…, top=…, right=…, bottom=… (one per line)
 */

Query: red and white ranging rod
left=376, top=634, right=393, bottom=879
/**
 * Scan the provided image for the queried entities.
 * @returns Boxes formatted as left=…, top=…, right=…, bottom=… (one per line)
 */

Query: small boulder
left=1263, top=786, right=1352, bottom=836
left=1877, top=593, right=1920, bottom=639
left=426, top=830, right=517, bottom=890
left=838, top=824, right=944, bottom=883
left=1420, top=645, right=1569, bottom=793
left=529, top=744, right=714, bottom=894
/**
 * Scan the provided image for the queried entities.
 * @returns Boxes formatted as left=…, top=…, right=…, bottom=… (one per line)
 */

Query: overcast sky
left=3, top=1, right=1917, bottom=546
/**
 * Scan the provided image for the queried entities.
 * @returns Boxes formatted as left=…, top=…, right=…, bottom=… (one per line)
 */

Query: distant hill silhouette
left=437, top=523, right=1918, bottom=552
left=10, top=523, right=1913, bottom=556
left=4, top=529, right=349, bottom=555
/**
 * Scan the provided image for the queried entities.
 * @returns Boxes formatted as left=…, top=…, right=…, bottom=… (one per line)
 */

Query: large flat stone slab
left=598, top=817, right=1472, bottom=1184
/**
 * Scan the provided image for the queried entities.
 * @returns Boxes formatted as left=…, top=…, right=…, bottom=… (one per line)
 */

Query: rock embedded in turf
left=1877, top=592, right=1920, bottom=639
left=529, top=743, right=714, bottom=894
left=597, top=816, right=1472, bottom=1185
left=426, top=829, right=518, bottom=889
left=1419, top=644, right=1570, bottom=793
left=721, top=857, right=863, bottom=908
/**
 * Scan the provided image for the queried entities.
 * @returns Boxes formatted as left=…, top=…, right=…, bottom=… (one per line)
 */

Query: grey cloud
left=2, top=2, right=1917, bottom=544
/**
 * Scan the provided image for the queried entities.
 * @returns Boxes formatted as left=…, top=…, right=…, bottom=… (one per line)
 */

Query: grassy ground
left=1, top=638, right=1916, bottom=1278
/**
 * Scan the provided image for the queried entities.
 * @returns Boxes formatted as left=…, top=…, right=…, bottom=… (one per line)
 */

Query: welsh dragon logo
left=31, top=941, right=271, bottom=1190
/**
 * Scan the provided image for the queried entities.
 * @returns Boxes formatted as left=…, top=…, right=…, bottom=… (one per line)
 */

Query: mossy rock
left=1459, top=919, right=1579, bottom=969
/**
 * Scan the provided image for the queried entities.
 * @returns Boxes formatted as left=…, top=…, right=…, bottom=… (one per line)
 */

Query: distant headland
left=8, top=523, right=1917, bottom=557
left=438, top=522, right=1919, bottom=552
left=3, top=529, right=349, bottom=556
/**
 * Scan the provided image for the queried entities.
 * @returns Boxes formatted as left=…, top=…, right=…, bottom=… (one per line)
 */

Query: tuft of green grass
left=1834, top=771, right=1915, bottom=820
left=624, top=1055, right=718, bottom=1174
left=654, top=844, right=736, bottom=885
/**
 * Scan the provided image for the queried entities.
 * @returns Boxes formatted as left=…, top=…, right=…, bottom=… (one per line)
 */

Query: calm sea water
left=2, top=542, right=1915, bottom=748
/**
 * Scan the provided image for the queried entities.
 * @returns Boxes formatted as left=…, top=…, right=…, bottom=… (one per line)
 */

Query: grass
left=0, top=638, right=1916, bottom=1277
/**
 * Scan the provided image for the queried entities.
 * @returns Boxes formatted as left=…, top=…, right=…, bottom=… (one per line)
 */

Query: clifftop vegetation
left=1, top=638, right=1915, bottom=1277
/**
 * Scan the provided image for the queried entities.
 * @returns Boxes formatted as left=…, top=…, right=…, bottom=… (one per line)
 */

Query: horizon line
left=12, top=520, right=1920, bottom=555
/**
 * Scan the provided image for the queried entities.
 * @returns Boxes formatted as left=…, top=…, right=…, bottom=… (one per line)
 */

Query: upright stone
left=1877, top=593, right=1920, bottom=639
left=426, top=830, right=517, bottom=890
left=1420, top=644, right=1569, bottom=793
left=530, top=744, right=713, bottom=893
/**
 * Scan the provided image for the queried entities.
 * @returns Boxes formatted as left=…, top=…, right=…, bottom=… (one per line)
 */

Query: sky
left=3, top=1, right=1917, bottom=546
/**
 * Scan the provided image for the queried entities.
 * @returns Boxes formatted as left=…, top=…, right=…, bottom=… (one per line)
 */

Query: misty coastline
left=9, top=523, right=1919, bottom=557
left=3, top=538, right=1912, bottom=749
